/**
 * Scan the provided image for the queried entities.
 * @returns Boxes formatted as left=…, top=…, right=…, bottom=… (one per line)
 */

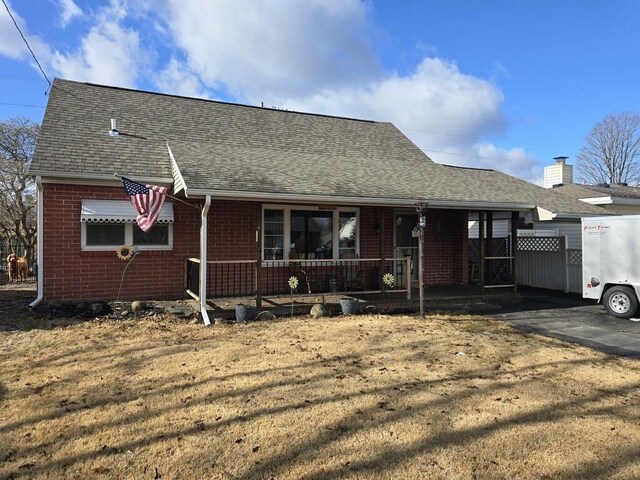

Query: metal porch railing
left=186, top=257, right=412, bottom=301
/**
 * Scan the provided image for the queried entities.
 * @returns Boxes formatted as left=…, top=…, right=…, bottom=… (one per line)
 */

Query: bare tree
left=577, top=112, right=640, bottom=185
left=0, top=117, right=39, bottom=262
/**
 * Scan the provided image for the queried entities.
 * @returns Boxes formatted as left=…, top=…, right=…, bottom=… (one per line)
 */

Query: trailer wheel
left=603, top=286, right=639, bottom=318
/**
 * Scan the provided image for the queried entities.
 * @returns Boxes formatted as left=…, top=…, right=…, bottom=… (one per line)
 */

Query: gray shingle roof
left=30, top=78, right=605, bottom=215
left=555, top=183, right=640, bottom=200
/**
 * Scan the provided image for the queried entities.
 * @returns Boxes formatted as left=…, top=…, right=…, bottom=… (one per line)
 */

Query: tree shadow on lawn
left=3, top=332, right=636, bottom=480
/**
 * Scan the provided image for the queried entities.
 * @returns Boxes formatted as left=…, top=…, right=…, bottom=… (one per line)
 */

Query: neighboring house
left=29, top=79, right=604, bottom=321
left=528, top=157, right=640, bottom=248
left=553, top=183, right=640, bottom=215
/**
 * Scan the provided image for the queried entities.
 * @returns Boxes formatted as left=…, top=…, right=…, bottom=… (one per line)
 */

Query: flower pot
left=340, top=298, right=360, bottom=315
left=235, top=304, right=256, bottom=322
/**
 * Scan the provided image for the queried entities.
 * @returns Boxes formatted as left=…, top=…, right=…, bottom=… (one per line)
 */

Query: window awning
left=80, top=200, right=174, bottom=224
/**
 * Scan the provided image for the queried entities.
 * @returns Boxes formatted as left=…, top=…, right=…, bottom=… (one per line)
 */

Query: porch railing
left=186, top=257, right=412, bottom=301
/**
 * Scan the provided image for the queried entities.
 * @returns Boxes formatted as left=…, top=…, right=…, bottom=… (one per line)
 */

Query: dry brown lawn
left=1, top=310, right=640, bottom=479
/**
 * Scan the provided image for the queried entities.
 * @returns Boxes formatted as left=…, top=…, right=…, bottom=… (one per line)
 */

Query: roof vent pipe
left=108, top=118, right=119, bottom=137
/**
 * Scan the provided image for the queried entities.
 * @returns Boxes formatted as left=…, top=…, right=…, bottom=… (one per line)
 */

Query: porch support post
left=418, top=225, right=424, bottom=318
left=511, top=211, right=519, bottom=293
left=256, top=203, right=262, bottom=310
left=199, top=196, right=212, bottom=325
left=478, top=211, right=485, bottom=294
left=486, top=210, right=494, bottom=286
left=415, top=201, right=427, bottom=319
left=379, top=207, right=385, bottom=301
left=405, top=255, right=412, bottom=300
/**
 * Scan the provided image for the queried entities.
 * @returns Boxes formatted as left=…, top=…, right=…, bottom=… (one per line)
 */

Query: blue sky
left=1, top=0, right=639, bottom=184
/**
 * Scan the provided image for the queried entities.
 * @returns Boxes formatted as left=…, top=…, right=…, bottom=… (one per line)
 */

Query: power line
left=0, top=102, right=45, bottom=109
left=1, top=0, right=51, bottom=91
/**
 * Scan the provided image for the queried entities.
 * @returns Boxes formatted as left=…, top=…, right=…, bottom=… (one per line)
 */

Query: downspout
left=199, top=195, right=212, bottom=325
left=29, top=176, right=44, bottom=308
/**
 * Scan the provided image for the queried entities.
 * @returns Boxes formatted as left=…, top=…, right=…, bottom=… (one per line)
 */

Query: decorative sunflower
left=116, top=244, right=135, bottom=261
left=383, top=273, right=395, bottom=288
left=288, top=276, right=299, bottom=291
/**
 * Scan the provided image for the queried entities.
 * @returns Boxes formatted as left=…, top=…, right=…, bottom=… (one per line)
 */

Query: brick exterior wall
left=41, top=184, right=258, bottom=301
left=41, top=184, right=468, bottom=301
left=423, top=209, right=469, bottom=285
left=360, top=206, right=469, bottom=286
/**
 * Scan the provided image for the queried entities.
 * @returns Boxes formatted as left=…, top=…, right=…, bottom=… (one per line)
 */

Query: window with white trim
left=81, top=200, right=174, bottom=251
left=262, top=206, right=358, bottom=260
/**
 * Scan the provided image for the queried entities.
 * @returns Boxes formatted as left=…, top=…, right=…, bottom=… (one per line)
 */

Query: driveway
left=480, top=288, right=640, bottom=358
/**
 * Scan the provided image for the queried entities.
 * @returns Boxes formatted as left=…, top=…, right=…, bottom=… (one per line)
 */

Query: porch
left=186, top=256, right=415, bottom=304
left=185, top=257, right=518, bottom=319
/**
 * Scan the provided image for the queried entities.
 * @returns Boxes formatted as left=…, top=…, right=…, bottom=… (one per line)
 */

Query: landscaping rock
left=166, top=305, right=194, bottom=317
left=131, top=301, right=147, bottom=312
left=89, top=302, right=105, bottom=315
left=75, top=302, right=88, bottom=312
left=256, top=311, right=275, bottom=321
left=310, top=303, right=328, bottom=318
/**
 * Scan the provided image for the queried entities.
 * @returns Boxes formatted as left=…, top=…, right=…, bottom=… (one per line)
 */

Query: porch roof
left=31, top=79, right=605, bottom=216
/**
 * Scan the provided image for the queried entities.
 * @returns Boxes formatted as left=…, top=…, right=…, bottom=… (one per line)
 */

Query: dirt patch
left=1, top=311, right=639, bottom=479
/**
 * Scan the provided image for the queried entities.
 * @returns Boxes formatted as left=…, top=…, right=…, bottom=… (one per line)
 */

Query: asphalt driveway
left=479, top=288, right=640, bottom=358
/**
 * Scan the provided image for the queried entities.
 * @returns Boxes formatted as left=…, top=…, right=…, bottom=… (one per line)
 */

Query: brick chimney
left=544, top=156, right=573, bottom=188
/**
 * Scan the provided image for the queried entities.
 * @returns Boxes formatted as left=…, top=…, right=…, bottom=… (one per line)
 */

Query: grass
left=1, top=310, right=640, bottom=479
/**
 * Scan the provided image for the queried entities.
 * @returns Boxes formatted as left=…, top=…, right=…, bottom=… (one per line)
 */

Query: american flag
left=121, top=177, right=169, bottom=232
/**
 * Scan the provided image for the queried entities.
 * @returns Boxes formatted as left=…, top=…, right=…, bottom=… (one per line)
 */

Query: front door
left=394, top=213, right=419, bottom=283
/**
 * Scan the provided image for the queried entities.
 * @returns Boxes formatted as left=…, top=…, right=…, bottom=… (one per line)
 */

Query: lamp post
left=414, top=201, right=427, bottom=318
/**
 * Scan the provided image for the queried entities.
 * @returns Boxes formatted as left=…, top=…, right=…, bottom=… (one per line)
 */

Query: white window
left=80, top=200, right=174, bottom=251
left=262, top=205, right=358, bottom=261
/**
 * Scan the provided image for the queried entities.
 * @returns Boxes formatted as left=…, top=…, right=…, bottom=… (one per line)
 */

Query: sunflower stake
left=288, top=276, right=299, bottom=317
left=383, top=273, right=395, bottom=301
left=116, top=245, right=138, bottom=302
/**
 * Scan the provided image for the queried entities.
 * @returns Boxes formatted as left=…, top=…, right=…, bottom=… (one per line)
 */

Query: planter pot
left=340, top=298, right=360, bottom=315
left=235, top=304, right=256, bottom=322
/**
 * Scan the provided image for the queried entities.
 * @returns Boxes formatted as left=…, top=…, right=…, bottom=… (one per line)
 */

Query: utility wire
left=1, top=0, right=52, bottom=91
left=0, top=102, right=45, bottom=109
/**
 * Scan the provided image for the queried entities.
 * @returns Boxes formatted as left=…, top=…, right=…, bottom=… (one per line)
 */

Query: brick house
left=29, top=79, right=602, bottom=322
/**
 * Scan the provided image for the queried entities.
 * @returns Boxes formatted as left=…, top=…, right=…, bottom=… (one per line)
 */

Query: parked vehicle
left=582, top=215, right=640, bottom=318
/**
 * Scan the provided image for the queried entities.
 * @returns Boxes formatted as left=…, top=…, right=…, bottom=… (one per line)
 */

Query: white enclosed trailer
left=582, top=215, right=640, bottom=318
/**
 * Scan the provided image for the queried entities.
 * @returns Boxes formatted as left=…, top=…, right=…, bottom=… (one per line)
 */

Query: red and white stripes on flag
left=121, top=177, right=169, bottom=232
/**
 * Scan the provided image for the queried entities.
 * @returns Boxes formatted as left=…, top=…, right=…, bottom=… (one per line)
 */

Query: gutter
left=33, top=171, right=174, bottom=185
left=185, top=188, right=535, bottom=211
left=199, top=196, right=211, bottom=325
left=551, top=212, right=616, bottom=220
left=29, top=176, right=44, bottom=308
left=581, top=196, right=640, bottom=206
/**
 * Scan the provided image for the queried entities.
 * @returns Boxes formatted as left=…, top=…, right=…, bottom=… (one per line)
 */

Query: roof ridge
left=442, top=164, right=495, bottom=172
left=53, top=77, right=379, bottom=124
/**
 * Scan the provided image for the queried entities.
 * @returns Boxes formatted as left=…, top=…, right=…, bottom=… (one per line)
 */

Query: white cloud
left=49, top=1, right=147, bottom=88
left=154, top=58, right=210, bottom=99
left=51, top=20, right=142, bottom=87
left=58, top=0, right=82, bottom=27
left=280, top=58, right=505, bottom=144
left=275, top=57, right=543, bottom=182
left=427, top=142, right=542, bottom=184
left=0, top=1, right=29, bottom=59
left=160, top=0, right=379, bottom=100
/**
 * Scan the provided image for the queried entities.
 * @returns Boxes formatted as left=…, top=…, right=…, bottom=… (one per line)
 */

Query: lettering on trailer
left=583, top=224, right=611, bottom=235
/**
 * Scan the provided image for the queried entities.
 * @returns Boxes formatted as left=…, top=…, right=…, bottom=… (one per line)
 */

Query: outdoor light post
left=414, top=201, right=427, bottom=319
